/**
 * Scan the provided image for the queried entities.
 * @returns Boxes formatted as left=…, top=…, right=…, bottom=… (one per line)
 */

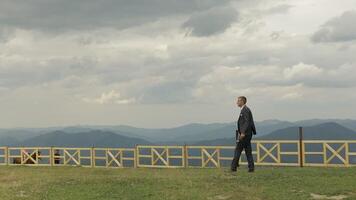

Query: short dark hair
left=238, top=96, right=247, bottom=104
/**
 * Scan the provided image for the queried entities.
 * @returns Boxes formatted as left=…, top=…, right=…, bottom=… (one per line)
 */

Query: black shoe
left=230, top=168, right=237, bottom=172
left=248, top=168, right=254, bottom=173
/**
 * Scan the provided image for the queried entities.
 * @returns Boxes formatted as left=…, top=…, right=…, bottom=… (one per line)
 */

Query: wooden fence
left=0, top=140, right=356, bottom=168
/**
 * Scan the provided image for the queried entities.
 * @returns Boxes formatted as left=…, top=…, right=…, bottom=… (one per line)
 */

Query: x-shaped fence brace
left=152, top=148, right=169, bottom=166
left=258, top=143, right=279, bottom=163
left=201, top=148, right=219, bottom=167
left=325, top=143, right=347, bottom=164
left=63, top=149, right=80, bottom=165
left=107, top=150, right=122, bottom=167
left=22, top=150, right=38, bottom=164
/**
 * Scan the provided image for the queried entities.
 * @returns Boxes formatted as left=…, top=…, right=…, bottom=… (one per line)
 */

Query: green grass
left=0, top=166, right=356, bottom=200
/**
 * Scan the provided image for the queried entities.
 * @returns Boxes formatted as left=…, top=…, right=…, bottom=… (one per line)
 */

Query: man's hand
left=239, top=133, right=246, bottom=140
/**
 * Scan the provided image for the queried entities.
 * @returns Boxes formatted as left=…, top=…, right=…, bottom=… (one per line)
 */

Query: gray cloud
left=0, top=0, right=231, bottom=32
left=1, top=0, right=356, bottom=128
left=182, top=6, right=238, bottom=37
left=0, top=56, right=99, bottom=88
left=140, top=80, right=195, bottom=103
left=0, top=27, right=15, bottom=43
left=266, top=4, right=293, bottom=14
left=258, top=4, right=294, bottom=15
left=311, top=10, right=356, bottom=43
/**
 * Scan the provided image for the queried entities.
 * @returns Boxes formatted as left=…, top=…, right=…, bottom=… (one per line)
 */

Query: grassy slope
left=0, top=166, right=356, bottom=200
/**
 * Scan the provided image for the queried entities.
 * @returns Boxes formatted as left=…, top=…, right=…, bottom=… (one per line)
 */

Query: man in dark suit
left=231, top=96, right=256, bottom=172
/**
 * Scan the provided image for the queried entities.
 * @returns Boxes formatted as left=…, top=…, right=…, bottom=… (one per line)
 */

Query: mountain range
left=8, top=130, right=151, bottom=147
left=194, top=122, right=356, bottom=146
left=0, top=119, right=355, bottom=147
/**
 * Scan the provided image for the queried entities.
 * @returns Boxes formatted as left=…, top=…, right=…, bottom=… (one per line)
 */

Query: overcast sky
left=0, top=0, right=356, bottom=128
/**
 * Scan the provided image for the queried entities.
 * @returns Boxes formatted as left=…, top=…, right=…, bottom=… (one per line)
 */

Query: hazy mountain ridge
left=193, top=122, right=356, bottom=145
left=257, top=122, right=356, bottom=140
left=0, top=119, right=355, bottom=147
left=13, top=130, right=151, bottom=148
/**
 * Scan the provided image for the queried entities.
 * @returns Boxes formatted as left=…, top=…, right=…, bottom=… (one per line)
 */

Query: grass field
left=0, top=166, right=356, bottom=200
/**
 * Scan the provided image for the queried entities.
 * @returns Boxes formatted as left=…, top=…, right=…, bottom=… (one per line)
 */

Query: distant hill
left=193, top=122, right=356, bottom=145
left=168, top=120, right=294, bottom=144
left=14, top=130, right=151, bottom=147
left=54, top=120, right=295, bottom=144
left=0, top=129, right=43, bottom=142
left=1, top=119, right=355, bottom=146
left=294, top=119, right=356, bottom=132
left=0, top=136, right=20, bottom=146
left=0, top=127, right=61, bottom=144
left=105, top=123, right=232, bottom=142
left=90, top=119, right=351, bottom=143
left=257, top=122, right=356, bottom=140
left=69, top=119, right=356, bottom=141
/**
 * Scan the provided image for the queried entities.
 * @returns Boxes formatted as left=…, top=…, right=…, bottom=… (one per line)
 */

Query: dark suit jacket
left=236, top=105, right=256, bottom=140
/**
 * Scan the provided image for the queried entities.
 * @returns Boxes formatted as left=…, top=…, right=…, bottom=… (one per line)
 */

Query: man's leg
left=231, top=142, right=243, bottom=171
left=245, top=140, right=254, bottom=171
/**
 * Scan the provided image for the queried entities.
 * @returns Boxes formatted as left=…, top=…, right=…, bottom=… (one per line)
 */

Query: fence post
left=5, top=146, right=8, bottom=166
left=50, top=147, right=53, bottom=166
left=299, top=127, right=304, bottom=167
left=91, top=146, right=94, bottom=168
left=256, top=141, right=260, bottom=163
left=345, top=142, right=350, bottom=167
left=21, top=146, right=24, bottom=165
left=183, top=144, right=187, bottom=168
left=217, top=147, right=221, bottom=168
left=134, top=144, right=138, bottom=168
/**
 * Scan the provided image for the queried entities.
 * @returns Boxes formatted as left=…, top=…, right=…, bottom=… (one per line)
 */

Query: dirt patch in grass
left=310, top=193, right=348, bottom=200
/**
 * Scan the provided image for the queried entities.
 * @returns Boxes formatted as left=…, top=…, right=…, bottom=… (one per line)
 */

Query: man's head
left=236, top=96, right=247, bottom=107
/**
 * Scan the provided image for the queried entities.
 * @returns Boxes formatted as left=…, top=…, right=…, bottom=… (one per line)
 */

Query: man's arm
left=235, top=129, right=239, bottom=142
left=252, top=121, right=256, bottom=135
left=251, top=111, right=257, bottom=135
left=239, top=109, right=251, bottom=139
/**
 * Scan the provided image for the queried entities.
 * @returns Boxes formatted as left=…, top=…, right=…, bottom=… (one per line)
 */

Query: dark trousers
left=231, top=135, right=254, bottom=170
